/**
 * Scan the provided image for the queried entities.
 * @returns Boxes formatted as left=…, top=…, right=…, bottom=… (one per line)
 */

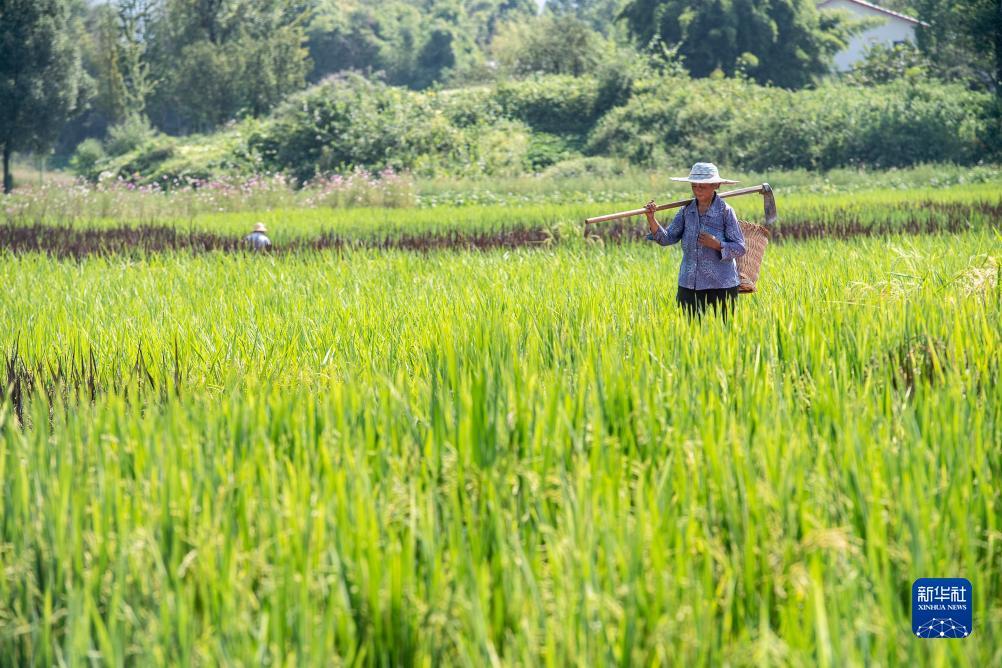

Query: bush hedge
left=727, top=79, right=990, bottom=170
left=78, top=71, right=998, bottom=184
left=588, top=75, right=992, bottom=171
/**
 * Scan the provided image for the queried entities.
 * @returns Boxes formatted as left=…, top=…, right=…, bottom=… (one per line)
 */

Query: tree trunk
left=2, top=145, right=12, bottom=194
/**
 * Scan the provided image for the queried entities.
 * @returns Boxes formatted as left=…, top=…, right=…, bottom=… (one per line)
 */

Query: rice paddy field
left=1, top=167, right=1000, bottom=665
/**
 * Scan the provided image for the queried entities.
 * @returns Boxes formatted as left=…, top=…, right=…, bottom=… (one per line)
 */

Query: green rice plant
left=0, top=229, right=999, bottom=665
left=3, top=183, right=1001, bottom=260
left=4, top=165, right=1001, bottom=238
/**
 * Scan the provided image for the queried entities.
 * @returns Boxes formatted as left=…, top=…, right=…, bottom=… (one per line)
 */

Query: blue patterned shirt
left=244, top=231, right=272, bottom=250
left=646, top=194, right=747, bottom=290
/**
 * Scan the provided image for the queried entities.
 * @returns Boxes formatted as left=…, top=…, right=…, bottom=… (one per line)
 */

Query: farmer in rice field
left=645, top=162, right=746, bottom=319
left=244, top=222, right=272, bottom=251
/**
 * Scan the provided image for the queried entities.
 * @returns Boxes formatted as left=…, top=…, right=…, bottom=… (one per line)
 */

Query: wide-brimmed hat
left=252, top=222, right=267, bottom=233
left=671, top=162, right=738, bottom=185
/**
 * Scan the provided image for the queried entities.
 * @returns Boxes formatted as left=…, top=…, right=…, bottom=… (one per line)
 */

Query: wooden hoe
left=583, top=183, right=777, bottom=229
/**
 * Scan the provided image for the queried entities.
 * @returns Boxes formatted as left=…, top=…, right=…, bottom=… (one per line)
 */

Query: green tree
left=467, top=0, right=538, bottom=45
left=306, top=1, right=404, bottom=81
left=844, top=41, right=931, bottom=85
left=307, top=1, right=447, bottom=87
left=969, top=0, right=1002, bottom=93
left=490, top=13, right=605, bottom=76
left=89, top=4, right=129, bottom=126
left=619, top=0, right=852, bottom=88
left=115, top=0, right=158, bottom=119
left=145, top=0, right=310, bottom=132
left=415, top=26, right=458, bottom=87
left=544, top=0, right=628, bottom=36
left=0, top=0, right=86, bottom=192
left=912, top=0, right=1001, bottom=92
left=78, top=1, right=156, bottom=128
left=306, top=0, right=536, bottom=89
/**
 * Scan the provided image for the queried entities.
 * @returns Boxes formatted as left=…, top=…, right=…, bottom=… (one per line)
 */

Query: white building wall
left=820, top=0, right=919, bottom=71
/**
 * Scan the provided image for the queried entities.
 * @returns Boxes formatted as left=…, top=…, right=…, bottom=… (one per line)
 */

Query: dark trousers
left=676, top=286, right=738, bottom=319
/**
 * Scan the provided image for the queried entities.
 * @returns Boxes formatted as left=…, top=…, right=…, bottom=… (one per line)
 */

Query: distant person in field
left=645, top=162, right=746, bottom=319
left=244, top=222, right=271, bottom=251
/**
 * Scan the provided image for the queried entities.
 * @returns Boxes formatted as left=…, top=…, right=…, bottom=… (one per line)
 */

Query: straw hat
left=252, top=222, right=267, bottom=233
left=671, top=162, right=739, bottom=185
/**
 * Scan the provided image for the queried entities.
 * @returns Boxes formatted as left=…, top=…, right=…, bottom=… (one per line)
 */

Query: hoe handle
left=584, top=184, right=770, bottom=225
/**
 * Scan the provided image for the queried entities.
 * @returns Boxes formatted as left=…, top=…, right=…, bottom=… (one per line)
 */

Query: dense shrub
left=729, top=80, right=990, bottom=170
left=69, top=139, right=105, bottom=174
left=80, top=71, right=998, bottom=184
left=493, top=75, right=602, bottom=135
left=432, top=86, right=501, bottom=128
left=452, top=119, right=535, bottom=176
left=525, top=133, right=579, bottom=171
left=73, top=123, right=264, bottom=186
left=586, top=75, right=758, bottom=165
left=110, top=138, right=177, bottom=181
left=249, top=74, right=466, bottom=181
left=842, top=42, right=932, bottom=86
left=540, top=156, right=630, bottom=179
left=104, top=116, right=157, bottom=157
left=589, top=74, right=992, bottom=170
left=982, top=99, right=1002, bottom=163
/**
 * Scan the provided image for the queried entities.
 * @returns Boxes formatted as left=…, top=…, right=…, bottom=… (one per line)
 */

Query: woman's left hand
left=697, top=232, right=722, bottom=250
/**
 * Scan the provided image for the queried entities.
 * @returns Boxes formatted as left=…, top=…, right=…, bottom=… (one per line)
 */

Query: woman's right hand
left=644, top=200, right=659, bottom=233
left=644, top=200, right=657, bottom=217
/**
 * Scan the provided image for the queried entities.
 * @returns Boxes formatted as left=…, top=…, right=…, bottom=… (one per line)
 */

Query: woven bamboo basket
left=735, top=220, right=770, bottom=293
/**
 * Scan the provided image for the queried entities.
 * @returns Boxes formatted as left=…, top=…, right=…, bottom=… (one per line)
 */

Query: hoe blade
left=762, top=183, right=777, bottom=225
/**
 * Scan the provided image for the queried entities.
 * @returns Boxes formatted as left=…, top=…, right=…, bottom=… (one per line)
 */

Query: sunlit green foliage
left=75, top=71, right=996, bottom=184
left=619, top=0, right=856, bottom=88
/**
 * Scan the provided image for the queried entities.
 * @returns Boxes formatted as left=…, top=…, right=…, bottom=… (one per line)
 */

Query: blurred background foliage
left=74, top=71, right=996, bottom=184
left=1, top=0, right=999, bottom=191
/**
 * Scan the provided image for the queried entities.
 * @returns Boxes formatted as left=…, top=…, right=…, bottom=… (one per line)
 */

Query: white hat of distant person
left=671, top=162, right=739, bottom=185
left=252, top=222, right=267, bottom=233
